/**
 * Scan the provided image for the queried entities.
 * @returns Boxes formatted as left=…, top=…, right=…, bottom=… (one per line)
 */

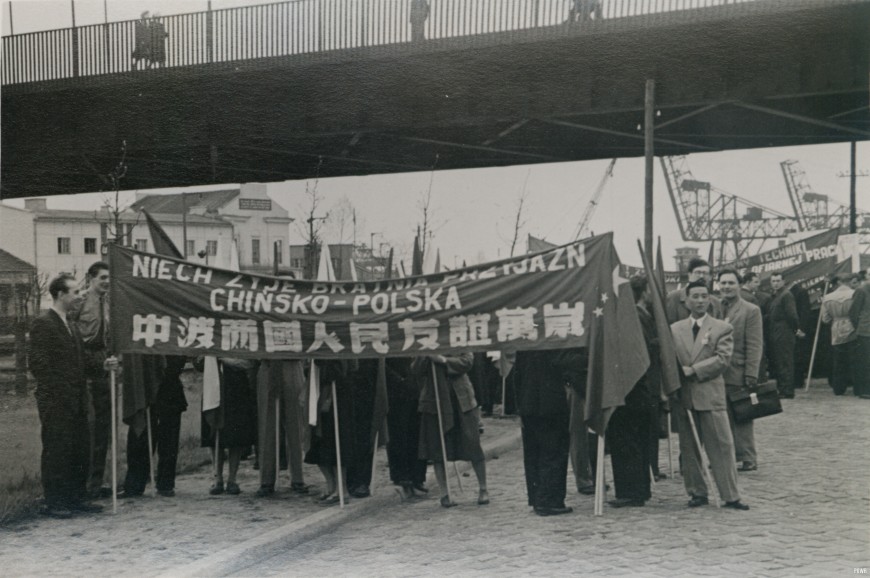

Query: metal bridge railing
left=1, top=0, right=756, bottom=86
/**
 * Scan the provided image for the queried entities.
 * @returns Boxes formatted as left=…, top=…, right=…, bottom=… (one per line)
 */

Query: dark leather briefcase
left=727, top=382, right=783, bottom=424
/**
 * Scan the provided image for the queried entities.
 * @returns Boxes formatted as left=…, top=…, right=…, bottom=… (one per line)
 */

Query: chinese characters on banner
left=110, top=233, right=626, bottom=359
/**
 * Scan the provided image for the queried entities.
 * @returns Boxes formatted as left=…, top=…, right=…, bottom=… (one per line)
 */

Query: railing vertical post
left=71, top=0, right=79, bottom=77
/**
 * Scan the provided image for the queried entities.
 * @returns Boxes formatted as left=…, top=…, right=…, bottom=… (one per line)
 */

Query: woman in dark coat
left=199, top=357, right=258, bottom=495
left=305, top=360, right=355, bottom=505
left=415, top=352, right=488, bottom=508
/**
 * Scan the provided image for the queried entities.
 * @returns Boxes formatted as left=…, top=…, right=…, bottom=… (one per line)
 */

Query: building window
left=274, top=242, right=283, bottom=265
left=251, top=238, right=261, bottom=265
left=135, top=239, right=148, bottom=252
left=332, top=258, right=340, bottom=272
left=84, top=238, right=97, bottom=254
left=206, top=240, right=217, bottom=256
left=186, top=240, right=196, bottom=258
left=57, top=237, right=70, bottom=254
left=292, top=258, right=302, bottom=269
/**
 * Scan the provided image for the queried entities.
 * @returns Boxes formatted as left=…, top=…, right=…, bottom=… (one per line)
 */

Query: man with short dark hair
left=29, top=275, right=103, bottom=518
left=69, top=261, right=113, bottom=498
left=768, top=272, right=800, bottom=399
left=848, top=268, right=870, bottom=399
left=719, top=269, right=763, bottom=472
left=741, top=271, right=771, bottom=382
left=666, top=257, right=721, bottom=323
left=671, top=279, right=747, bottom=510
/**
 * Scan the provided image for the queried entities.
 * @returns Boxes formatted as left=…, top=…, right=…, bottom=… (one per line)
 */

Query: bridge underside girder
left=2, top=0, right=868, bottom=198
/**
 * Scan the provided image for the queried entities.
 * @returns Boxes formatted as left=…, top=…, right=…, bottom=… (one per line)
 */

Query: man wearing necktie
left=29, top=274, right=103, bottom=517
left=718, top=269, right=763, bottom=472
left=69, top=261, right=113, bottom=498
left=671, top=279, right=748, bottom=510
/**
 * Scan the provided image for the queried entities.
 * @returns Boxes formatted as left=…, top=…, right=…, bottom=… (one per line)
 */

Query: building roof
left=0, top=248, right=35, bottom=273
left=131, top=189, right=240, bottom=214
left=30, top=207, right=230, bottom=226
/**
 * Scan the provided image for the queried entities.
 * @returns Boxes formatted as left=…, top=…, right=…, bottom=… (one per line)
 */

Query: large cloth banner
left=722, top=229, right=843, bottom=306
left=109, top=233, right=626, bottom=359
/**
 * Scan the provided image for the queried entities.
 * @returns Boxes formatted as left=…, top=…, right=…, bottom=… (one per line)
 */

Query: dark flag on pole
left=639, top=240, right=683, bottom=396
left=584, top=241, right=650, bottom=435
left=412, top=234, right=424, bottom=276
left=142, top=209, right=183, bottom=259
left=707, top=240, right=716, bottom=271
left=655, top=237, right=667, bottom=300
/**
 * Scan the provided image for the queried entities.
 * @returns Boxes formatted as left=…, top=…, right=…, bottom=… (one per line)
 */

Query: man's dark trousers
left=386, top=395, right=427, bottom=486
left=87, top=370, right=111, bottom=493
left=608, top=405, right=652, bottom=501
left=38, top=400, right=90, bottom=507
left=124, top=406, right=182, bottom=494
left=521, top=413, right=570, bottom=508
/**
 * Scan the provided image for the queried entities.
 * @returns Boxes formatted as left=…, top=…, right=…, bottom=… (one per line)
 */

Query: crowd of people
left=26, top=258, right=870, bottom=519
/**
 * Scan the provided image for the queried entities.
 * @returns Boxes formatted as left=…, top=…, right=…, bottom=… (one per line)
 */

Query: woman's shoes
left=477, top=490, right=490, bottom=506
left=317, top=494, right=344, bottom=506
left=209, top=481, right=225, bottom=495
left=440, top=495, right=457, bottom=508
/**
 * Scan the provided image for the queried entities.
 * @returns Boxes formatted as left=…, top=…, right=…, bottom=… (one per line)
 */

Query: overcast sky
left=2, top=1, right=867, bottom=270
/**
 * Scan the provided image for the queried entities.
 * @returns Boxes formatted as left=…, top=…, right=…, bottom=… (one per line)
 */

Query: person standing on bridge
left=410, top=0, right=430, bottom=43
left=132, top=11, right=152, bottom=70
left=150, top=14, right=169, bottom=69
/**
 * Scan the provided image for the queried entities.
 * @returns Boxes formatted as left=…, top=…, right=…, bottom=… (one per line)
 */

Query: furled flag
left=640, top=240, right=683, bottom=396
left=584, top=236, right=650, bottom=435
left=308, top=242, right=335, bottom=426
left=411, top=234, right=424, bottom=276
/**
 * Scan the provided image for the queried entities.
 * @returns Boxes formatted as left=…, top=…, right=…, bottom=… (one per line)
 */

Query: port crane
left=780, top=160, right=870, bottom=244
left=660, top=156, right=799, bottom=262
left=573, top=158, right=617, bottom=241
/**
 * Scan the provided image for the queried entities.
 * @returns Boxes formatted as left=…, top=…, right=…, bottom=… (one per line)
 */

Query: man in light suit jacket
left=718, top=269, right=764, bottom=472
left=671, top=279, right=749, bottom=510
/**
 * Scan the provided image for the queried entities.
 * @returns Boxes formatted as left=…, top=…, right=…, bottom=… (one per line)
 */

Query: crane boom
left=574, top=158, right=617, bottom=240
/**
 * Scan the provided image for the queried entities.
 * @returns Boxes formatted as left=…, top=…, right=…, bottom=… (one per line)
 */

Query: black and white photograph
left=0, top=0, right=868, bottom=575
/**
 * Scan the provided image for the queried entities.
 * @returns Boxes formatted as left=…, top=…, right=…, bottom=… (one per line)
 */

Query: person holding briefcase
left=718, top=269, right=764, bottom=473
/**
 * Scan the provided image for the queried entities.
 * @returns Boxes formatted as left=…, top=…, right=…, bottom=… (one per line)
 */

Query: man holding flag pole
left=670, top=279, right=749, bottom=511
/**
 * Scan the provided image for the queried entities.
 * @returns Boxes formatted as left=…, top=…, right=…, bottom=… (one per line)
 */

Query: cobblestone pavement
left=1, top=385, right=868, bottom=577
left=237, top=387, right=870, bottom=577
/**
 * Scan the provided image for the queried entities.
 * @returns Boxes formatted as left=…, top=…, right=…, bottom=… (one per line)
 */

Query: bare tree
left=294, top=158, right=329, bottom=278
left=417, top=154, right=444, bottom=258
left=94, top=141, right=140, bottom=246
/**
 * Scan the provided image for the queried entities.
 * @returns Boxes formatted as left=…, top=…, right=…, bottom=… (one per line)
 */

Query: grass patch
left=0, top=470, right=43, bottom=527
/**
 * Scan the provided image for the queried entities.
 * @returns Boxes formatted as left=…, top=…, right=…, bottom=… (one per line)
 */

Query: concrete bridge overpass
left=1, top=0, right=868, bottom=198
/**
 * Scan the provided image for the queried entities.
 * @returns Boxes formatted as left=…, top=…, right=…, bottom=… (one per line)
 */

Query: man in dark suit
left=28, top=274, right=103, bottom=518
left=768, top=272, right=801, bottom=399
left=790, top=282, right=812, bottom=389
left=719, top=269, right=764, bottom=472
left=671, top=279, right=748, bottom=510
left=515, top=348, right=583, bottom=516
left=741, top=271, right=771, bottom=382
left=607, top=275, right=659, bottom=508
